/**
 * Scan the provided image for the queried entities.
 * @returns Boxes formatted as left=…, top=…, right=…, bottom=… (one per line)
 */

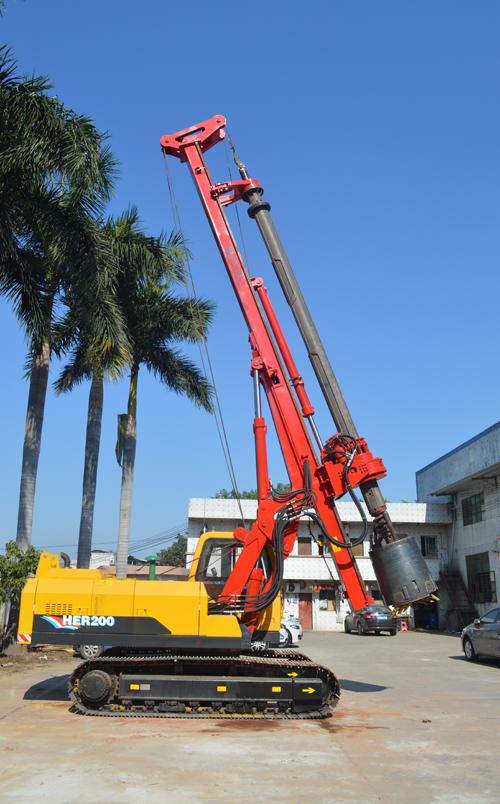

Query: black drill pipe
left=242, top=185, right=356, bottom=437
left=241, top=184, right=396, bottom=539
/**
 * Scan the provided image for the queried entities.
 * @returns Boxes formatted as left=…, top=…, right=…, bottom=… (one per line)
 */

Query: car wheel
left=344, top=621, right=351, bottom=634
left=79, top=645, right=104, bottom=660
left=390, top=629, right=397, bottom=636
left=357, top=621, right=365, bottom=636
left=463, top=637, right=478, bottom=662
left=280, top=629, right=292, bottom=648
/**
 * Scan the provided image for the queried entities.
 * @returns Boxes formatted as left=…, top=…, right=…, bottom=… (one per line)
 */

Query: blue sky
left=1, top=1, right=499, bottom=558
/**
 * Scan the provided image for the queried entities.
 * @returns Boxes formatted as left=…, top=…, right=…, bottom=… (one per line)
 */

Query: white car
left=279, top=617, right=303, bottom=647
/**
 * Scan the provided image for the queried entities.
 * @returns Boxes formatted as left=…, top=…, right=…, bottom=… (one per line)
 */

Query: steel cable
left=163, top=152, right=246, bottom=527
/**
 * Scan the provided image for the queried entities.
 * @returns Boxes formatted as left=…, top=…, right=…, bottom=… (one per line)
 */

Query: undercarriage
left=69, top=648, right=340, bottom=719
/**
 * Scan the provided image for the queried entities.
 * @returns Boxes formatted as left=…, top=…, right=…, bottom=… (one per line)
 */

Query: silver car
left=462, top=606, right=500, bottom=662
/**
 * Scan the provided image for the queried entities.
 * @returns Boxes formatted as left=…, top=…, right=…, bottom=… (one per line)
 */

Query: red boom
left=161, top=116, right=387, bottom=616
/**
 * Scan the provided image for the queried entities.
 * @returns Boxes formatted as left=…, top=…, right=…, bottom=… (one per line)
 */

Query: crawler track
left=69, top=648, right=340, bottom=719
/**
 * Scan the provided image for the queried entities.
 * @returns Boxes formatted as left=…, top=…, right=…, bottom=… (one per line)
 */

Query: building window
left=462, top=493, right=485, bottom=526
left=297, top=537, right=312, bottom=556
left=466, top=552, right=497, bottom=604
left=420, top=536, right=438, bottom=558
left=319, top=588, right=336, bottom=611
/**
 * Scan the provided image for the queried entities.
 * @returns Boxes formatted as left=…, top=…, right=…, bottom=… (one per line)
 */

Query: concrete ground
left=0, top=631, right=499, bottom=804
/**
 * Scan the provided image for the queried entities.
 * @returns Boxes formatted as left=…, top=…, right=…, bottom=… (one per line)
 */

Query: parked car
left=462, top=606, right=500, bottom=662
left=74, top=644, right=105, bottom=660
left=279, top=616, right=303, bottom=647
left=344, top=604, right=397, bottom=636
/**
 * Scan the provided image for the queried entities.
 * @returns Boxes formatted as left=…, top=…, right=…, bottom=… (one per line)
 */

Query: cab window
left=195, top=537, right=272, bottom=601
left=195, top=538, right=243, bottom=600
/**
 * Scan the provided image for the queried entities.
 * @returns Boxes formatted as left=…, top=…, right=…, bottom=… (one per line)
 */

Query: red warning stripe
left=17, top=633, right=32, bottom=644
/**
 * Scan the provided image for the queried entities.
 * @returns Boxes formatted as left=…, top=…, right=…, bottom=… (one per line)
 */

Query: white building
left=187, top=497, right=451, bottom=631
left=70, top=550, right=117, bottom=569
left=416, top=420, right=500, bottom=624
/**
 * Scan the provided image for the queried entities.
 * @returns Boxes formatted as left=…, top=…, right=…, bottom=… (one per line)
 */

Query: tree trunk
left=0, top=597, right=21, bottom=652
left=16, top=343, right=50, bottom=550
left=116, top=368, right=138, bottom=579
left=77, top=374, right=103, bottom=569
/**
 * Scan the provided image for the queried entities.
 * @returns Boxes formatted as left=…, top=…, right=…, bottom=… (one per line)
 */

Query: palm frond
left=143, top=346, right=214, bottom=413
left=103, top=208, right=188, bottom=286
left=0, top=46, right=118, bottom=201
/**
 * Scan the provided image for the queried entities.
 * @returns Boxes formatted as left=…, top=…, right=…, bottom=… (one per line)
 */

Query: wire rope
left=163, top=152, right=246, bottom=527
left=223, top=134, right=251, bottom=273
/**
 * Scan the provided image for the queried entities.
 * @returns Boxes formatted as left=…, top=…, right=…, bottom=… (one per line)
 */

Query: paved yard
left=0, top=631, right=498, bottom=804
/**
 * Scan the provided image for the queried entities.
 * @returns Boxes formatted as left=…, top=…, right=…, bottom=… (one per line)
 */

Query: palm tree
left=1, top=46, right=117, bottom=287
left=54, top=208, right=196, bottom=569
left=53, top=334, right=108, bottom=570
left=0, top=47, right=122, bottom=549
left=17, top=196, right=130, bottom=551
left=112, top=244, right=215, bottom=579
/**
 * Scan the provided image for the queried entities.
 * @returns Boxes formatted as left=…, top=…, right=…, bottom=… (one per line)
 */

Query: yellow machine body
left=17, top=533, right=281, bottom=650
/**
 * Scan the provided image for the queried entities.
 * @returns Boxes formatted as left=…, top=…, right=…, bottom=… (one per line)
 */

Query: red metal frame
left=161, top=116, right=386, bottom=618
left=160, top=115, right=227, bottom=162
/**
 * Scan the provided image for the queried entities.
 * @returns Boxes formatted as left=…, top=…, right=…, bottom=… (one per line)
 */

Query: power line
left=1, top=522, right=190, bottom=555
